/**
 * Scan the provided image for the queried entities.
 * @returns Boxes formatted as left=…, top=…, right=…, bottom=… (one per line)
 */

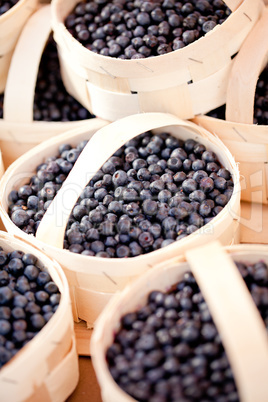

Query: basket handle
left=186, top=241, right=268, bottom=402
left=226, top=6, right=268, bottom=124
left=36, top=112, right=218, bottom=247
left=3, top=4, right=52, bottom=123
left=223, top=0, right=243, bottom=11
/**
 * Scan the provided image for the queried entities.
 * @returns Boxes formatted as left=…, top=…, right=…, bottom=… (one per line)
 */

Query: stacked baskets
left=0, top=4, right=107, bottom=168
left=194, top=6, right=268, bottom=204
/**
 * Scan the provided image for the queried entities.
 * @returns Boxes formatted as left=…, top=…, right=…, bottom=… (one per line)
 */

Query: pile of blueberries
left=0, top=247, right=61, bottom=368
left=207, top=64, right=268, bottom=126
left=33, top=35, right=94, bottom=122
left=253, top=64, right=268, bottom=126
left=0, top=35, right=94, bottom=122
left=9, top=130, right=234, bottom=258
left=0, top=0, right=19, bottom=16
left=65, top=0, right=231, bottom=58
left=106, top=260, right=268, bottom=401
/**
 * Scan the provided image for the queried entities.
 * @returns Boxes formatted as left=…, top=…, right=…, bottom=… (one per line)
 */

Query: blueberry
left=138, top=232, right=154, bottom=248
left=202, top=20, right=217, bottom=33
left=182, top=30, right=196, bottom=45
left=0, top=320, right=11, bottom=335
left=189, top=190, right=206, bottom=203
left=113, top=170, right=128, bottom=187
left=0, top=346, right=12, bottom=366
left=182, top=178, right=198, bottom=194
left=0, top=271, right=9, bottom=286
left=150, top=180, right=165, bottom=194
left=30, top=314, right=46, bottom=330
left=37, top=271, right=51, bottom=287
left=16, top=277, right=30, bottom=294
left=67, top=230, right=84, bottom=245
left=12, top=307, right=26, bottom=320
left=50, top=293, right=61, bottom=306
left=11, top=209, right=30, bottom=227
left=200, top=177, right=214, bottom=193
left=8, top=258, right=24, bottom=277
left=0, top=306, right=11, bottom=320
left=214, top=177, right=227, bottom=191
left=0, top=287, right=13, bottom=306
left=142, top=199, right=158, bottom=216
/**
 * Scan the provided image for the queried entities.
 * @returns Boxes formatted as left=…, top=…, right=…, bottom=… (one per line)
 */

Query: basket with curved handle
left=0, top=112, right=240, bottom=325
left=0, top=231, right=79, bottom=401
left=3, top=4, right=52, bottom=123
left=51, top=0, right=263, bottom=121
left=186, top=242, right=268, bottom=402
left=0, top=0, right=38, bottom=92
left=226, top=6, right=268, bottom=124
left=35, top=112, right=239, bottom=248
left=192, top=5, right=268, bottom=204
left=91, top=241, right=268, bottom=402
left=0, top=4, right=107, bottom=168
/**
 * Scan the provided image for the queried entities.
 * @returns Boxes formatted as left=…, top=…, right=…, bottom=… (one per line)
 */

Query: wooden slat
left=186, top=241, right=268, bottom=402
left=74, top=200, right=268, bottom=355
left=226, top=7, right=268, bottom=123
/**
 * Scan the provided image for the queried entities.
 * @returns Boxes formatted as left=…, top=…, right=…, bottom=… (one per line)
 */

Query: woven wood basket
left=0, top=231, right=79, bottom=402
left=0, top=113, right=240, bottom=327
left=193, top=6, right=268, bottom=205
left=0, top=0, right=38, bottom=93
left=50, top=0, right=263, bottom=121
left=0, top=4, right=107, bottom=169
left=91, top=241, right=268, bottom=402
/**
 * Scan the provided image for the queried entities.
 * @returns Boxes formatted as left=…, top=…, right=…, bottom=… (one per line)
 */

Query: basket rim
left=51, top=0, right=260, bottom=73
left=0, top=231, right=72, bottom=378
left=0, top=113, right=240, bottom=272
left=90, top=242, right=268, bottom=402
left=0, top=0, right=34, bottom=22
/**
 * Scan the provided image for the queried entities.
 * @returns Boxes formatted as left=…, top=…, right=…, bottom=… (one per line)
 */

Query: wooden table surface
left=67, top=201, right=268, bottom=402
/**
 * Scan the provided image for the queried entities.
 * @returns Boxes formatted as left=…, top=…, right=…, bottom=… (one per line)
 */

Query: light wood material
left=0, top=0, right=38, bottom=92
left=226, top=7, right=268, bottom=124
left=193, top=116, right=268, bottom=204
left=70, top=199, right=268, bottom=397
left=3, top=4, right=52, bottom=124
left=0, top=113, right=240, bottom=327
left=186, top=242, right=268, bottom=402
left=0, top=4, right=108, bottom=169
left=73, top=200, right=268, bottom=356
left=74, top=321, right=92, bottom=357
left=67, top=357, right=102, bottom=402
left=51, top=0, right=263, bottom=121
left=193, top=5, right=268, bottom=204
left=0, top=231, right=79, bottom=402
left=91, top=242, right=268, bottom=402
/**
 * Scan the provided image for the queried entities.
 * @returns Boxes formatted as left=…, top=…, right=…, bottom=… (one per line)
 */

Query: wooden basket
left=0, top=231, right=79, bottom=402
left=50, top=0, right=263, bottom=121
left=0, top=4, right=107, bottom=169
left=0, top=0, right=38, bottom=93
left=0, top=113, right=241, bottom=327
left=91, top=241, right=268, bottom=402
left=193, top=6, right=268, bottom=205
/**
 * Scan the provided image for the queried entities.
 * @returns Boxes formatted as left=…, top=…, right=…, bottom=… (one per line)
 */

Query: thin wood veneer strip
left=223, top=0, right=243, bottom=11
left=186, top=241, right=268, bottom=402
left=3, top=5, right=52, bottom=124
left=226, top=6, right=268, bottom=124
